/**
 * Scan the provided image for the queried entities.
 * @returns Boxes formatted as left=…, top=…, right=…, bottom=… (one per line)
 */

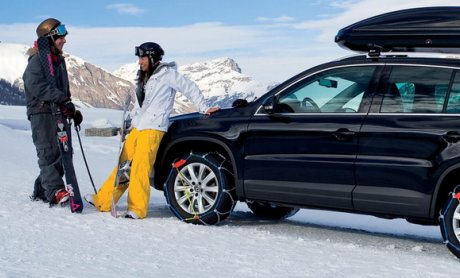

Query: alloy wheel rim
left=174, top=162, right=220, bottom=214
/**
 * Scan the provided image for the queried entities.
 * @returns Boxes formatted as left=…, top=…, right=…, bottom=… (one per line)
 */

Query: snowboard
left=36, top=36, right=83, bottom=213
left=110, top=95, right=132, bottom=217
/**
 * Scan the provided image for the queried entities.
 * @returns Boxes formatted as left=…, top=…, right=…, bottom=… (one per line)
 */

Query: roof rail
left=366, top=51, right=460, bottom=60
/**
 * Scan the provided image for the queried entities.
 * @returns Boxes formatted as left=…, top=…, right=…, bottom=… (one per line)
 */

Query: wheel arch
left=432, top=164, right=460, bottom=220
left=153, top=136, right=241, bottom=193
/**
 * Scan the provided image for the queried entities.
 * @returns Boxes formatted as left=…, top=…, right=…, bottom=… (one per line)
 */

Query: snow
left=90, top=118, right=116, bottom=128
left=0, top=43, right=29, bottom=84
left=0, top=104, right=458, bottom=277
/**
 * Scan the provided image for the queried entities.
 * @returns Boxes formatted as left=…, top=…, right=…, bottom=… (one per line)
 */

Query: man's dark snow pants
left=30, top=112, right=65, bottom=202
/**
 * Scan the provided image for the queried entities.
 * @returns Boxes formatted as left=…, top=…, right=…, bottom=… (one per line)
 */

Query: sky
left=1, top=0, right=459, bottom=83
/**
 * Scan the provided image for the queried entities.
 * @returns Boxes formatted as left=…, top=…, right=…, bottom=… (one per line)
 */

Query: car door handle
left=333, top=128, right=355, bottom=141
left=444, top=131, right=460, bottom=143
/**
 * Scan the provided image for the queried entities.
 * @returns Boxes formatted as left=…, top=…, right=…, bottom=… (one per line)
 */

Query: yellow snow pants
left=93, top=128, right=165, bottom=218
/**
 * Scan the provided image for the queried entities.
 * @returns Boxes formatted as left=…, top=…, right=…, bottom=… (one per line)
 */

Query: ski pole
left=74, top=124, right=98, bottom=194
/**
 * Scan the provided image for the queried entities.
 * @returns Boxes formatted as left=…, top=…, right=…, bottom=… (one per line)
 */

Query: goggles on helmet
left=48, top=24, right=68, bottom=37
left=135, top=46, right=156, bottom=57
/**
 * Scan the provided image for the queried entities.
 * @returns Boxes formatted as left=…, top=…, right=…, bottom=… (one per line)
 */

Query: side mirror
left=232, top=99, right=248, bottom=108
left=262, top=96, right=275, bottom=114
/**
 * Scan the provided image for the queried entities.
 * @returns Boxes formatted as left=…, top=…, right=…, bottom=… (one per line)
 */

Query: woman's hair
left=135, top=60, right=160, bottom=106
left=136, top=60, right=154, bottom=85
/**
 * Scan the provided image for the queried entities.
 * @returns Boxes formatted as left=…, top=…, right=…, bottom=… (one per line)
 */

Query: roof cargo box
left=335, top=7, right=460, bottom=53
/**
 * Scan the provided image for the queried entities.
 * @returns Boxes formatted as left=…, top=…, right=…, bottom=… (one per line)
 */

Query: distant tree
left=0, top=79, right=26, bottom=106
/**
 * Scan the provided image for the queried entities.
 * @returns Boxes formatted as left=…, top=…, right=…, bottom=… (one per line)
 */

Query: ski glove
left=61, top=100, right=76, bottom=117
left=74, top=110, right=83, bottom=127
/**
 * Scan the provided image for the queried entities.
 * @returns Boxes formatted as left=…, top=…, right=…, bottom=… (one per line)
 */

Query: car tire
left=247, top=201, right=299, bottom=219
left=164, top=152, right=236, bottom=225
left=440, top=188, right=460, bottom=259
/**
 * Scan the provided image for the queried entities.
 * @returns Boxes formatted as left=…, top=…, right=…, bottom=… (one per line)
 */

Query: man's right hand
left=61, top=100, right=76, bottom=117
left=74, top=110, right=83, bottom=127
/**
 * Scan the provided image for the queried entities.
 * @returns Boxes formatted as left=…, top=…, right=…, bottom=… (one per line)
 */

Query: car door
left=243, top=64, right=380, bottom=209
left=354, top=64, right=456, bottom=217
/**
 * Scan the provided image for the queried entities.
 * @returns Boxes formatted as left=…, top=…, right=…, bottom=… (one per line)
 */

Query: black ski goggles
left=135, top=46, right=155, bottom=57
left=48, top=24, right=68, bottom=37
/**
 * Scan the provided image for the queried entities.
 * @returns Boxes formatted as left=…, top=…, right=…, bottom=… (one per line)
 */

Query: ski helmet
left=36, top=18, right=68, bottom=39
left=135, top=42, right=164, bottom=66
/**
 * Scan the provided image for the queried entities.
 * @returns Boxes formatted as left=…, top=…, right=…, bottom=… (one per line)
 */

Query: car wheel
left=247, top=201, right=299, bottom=219
left=164, top=152, right=236, bottom=225
left=440, top=188, right=460, bottom=259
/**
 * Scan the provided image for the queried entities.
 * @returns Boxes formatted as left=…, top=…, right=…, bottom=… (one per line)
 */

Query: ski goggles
left=135, top=46, right=155, bottom=57
left=48, top=24, right=68, bottom=37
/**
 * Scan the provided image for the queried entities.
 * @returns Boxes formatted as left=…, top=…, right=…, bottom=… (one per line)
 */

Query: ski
left=36, top=36, right=83, bottom=213
left=110, top=95, right=132, bottom=217
left=55, top=116, right=83, bottom=213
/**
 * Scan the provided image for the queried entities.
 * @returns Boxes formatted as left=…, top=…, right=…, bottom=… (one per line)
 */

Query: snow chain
left=439, top=187, right=460, bottom=254
left=164, top=151, right=236, bottom=225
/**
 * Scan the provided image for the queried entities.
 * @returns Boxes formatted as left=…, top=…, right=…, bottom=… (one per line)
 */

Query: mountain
left=0, top=44, right=29, bottom=87
left=0, top=43, right=272, bottom=112
left=64, top=54, right=133, bottom=109
left=0, top=79, right=25, bottom=105
left=0, top=44, right=30, bottom=106
left=114, top=58, right=271, bottom=113
left=0, top=43, right=134, bottom=110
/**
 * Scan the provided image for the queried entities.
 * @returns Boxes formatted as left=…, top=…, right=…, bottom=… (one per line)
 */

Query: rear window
left=447, top=71, right=460, bottom=113
left=381, top=66, right=452, bottom=113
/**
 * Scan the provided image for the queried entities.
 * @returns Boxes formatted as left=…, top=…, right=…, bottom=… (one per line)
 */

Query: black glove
left=61, top=100, right=76, bottom=117
left=74, top=110, right=83, bottom=127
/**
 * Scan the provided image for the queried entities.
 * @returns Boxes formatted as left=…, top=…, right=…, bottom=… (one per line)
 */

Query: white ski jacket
left=130, top=62, right=211, bottom=132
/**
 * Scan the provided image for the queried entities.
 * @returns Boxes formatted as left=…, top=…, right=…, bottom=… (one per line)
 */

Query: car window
left=276, top=66, right=377, bottom=113
left=447, top=71, right=460, bottom=113
left=381, top=66, right=452, bottom=113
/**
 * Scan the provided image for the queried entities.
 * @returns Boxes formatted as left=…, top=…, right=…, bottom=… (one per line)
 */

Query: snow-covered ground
left=0, top=104, right=458, bottom=277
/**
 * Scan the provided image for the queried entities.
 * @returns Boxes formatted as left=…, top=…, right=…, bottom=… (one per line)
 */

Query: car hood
left=169, top=106, right=253, bottom=122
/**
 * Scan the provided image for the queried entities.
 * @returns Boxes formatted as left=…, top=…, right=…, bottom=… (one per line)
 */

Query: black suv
left=151, top=7, right=460, bottom=258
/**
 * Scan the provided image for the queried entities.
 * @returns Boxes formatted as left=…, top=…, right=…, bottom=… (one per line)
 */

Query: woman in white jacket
left=88, top=42, right=219, bottom=219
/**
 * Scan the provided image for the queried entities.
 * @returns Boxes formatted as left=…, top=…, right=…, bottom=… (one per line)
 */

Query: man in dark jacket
left=23, top=18, right=82, bottom=205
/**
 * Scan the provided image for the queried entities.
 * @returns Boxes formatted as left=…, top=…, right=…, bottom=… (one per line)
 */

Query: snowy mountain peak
left=63, top=53, right=86, bottom=69
left=0, top=43, right=29, bottom=85
left=181, top=57, right=242, bottom=74
left=177, top=57, right=269, bottom=112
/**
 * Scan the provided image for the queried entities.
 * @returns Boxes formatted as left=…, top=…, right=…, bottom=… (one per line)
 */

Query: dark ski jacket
left=23, top=48, right=70, bottom=118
